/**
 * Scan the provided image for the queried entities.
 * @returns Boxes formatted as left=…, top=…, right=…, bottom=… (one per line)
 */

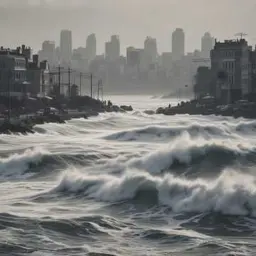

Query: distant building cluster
left=3, top=28, right=254, bottom=101
left=35, top=29, right=216, bottom=94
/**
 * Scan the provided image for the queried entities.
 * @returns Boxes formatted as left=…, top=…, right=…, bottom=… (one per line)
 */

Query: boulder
left=156, top=107, right=165, bottom=114
left=112, top=105, right=121, bottom=112
left=144, top=110, right=155, bottom=115
left=86, top=110, right=99, bottom=117
left=0, top=121, right=34, bottom=135
left=120, top=105, right=133, bottom=112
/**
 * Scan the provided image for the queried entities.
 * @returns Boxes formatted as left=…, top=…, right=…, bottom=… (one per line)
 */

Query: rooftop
left=214, top=39, right=248, bottom=49
left=0, top=45, right=31, bottom=57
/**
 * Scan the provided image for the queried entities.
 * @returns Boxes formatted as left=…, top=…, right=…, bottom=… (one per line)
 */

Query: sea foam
left=0, top=147, right=48, bottom=179
left=54, top=168, right=256, bottom=216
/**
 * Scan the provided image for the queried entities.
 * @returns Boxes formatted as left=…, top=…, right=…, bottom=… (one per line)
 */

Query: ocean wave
left=0, top=146, right=116, bottom=181
left=103, top=124, right=226, bottom=142
left=0, top=212, right=125, bottom=237
left=0, top=147, right=48, bottom=180
left=235, top=120, right=256, bottom=133
left=103, top=119, right=256, bottom=142
left=34, top=122, right=93, bottom=136
left=52, top=169, right=256, bottom=217
left=127, top=134, right=254, bottom=174
left=0, top=212, right=126, bottom=255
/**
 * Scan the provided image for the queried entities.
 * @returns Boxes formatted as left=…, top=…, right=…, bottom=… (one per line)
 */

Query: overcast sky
left=0, top=0, right=255, bottom=54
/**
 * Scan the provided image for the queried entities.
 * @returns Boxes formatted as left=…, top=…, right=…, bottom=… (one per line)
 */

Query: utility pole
left=68, top=67, right=71, bottom=97
left=90, top=73, right=93, bottom=98
left=79, top=72, right=82, bottom=96
left=7, top=70, right=11, bottom=122
left=97, top=80, right=100, bottom=100
left=41, top=70, right=45, bottom=95
left=101, top=80, right=104, bottom=102
left=58, top=65, right=61, bottom=97
left=96, top=79, right=103, bottom=101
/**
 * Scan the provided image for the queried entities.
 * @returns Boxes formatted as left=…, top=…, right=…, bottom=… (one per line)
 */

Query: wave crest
left=52, top=169, right=256, bottom=217
left=103, top=124, right=226, bottom=142
left=0, top=147, right=48, bottom=180
left=128, top=134, right=254, bottom=174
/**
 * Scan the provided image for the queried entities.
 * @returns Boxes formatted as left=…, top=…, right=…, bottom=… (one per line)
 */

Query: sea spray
left=128, top=133, right=254, bottom=174
left=103, top=119, right=256, bottom=142
left=0, top=147, right=49, bottom=179
left=53, top=168, right=256, bottom=216
left=103, top=123, right=227, bottom=142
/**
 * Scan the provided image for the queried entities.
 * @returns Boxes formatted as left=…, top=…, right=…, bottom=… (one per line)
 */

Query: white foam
left=0, top=147, right=48, bottom=179
left=103, top=123, right=226, bottom=142
left=55, top=168, right=256, bottom=216
left=128, top=133, right=254, bottom=174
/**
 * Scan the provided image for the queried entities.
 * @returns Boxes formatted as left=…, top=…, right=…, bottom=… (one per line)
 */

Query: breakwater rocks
left=0, top=121, right=34, bottom=135
left=156, top=100, right=256, bottom=119
left=0, top=104, right=134, bottom=135
left=105, top=105, right=133, bottom=113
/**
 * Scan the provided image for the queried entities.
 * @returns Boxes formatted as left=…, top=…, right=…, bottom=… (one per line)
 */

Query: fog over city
left=2, top=2, right=256, bottom=256
left=1, top=0, right=255, bottom=53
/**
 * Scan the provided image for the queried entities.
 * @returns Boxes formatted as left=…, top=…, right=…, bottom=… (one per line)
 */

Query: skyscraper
left=201, top=32, right=215, bottom=58
left=144, top=37, right=158, bottom=64
left=105, top=35, right=120, bottom=61
left=105, top=42, right=112, bottom=61
left=40, top=40, right=56, bottom=68
left=172, top=28, right=185, bottom=61
left=110, top=35, right=120, bottom=61
left=60, top=30, right=72, bottom=65
left=126, top=47, right=143, bottom=67
left=86, top=34, right=96, bottom=62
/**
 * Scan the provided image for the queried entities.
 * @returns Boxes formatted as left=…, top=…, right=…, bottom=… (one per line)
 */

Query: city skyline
left=0, top=0, right=255, bottom=53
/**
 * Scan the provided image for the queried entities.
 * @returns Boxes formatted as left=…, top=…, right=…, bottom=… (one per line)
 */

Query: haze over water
left=0, top=95, right=256, bottom=255
left=1, top=0, right=255, bottom=52
left=1, top=1, right=256, bottom=255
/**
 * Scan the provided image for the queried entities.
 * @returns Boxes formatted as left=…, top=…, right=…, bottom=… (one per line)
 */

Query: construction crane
left=234, top=32, right=248, bottom=40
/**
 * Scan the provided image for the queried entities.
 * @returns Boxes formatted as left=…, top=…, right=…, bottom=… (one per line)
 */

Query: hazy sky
left=0, top=0, right=255, bottom=54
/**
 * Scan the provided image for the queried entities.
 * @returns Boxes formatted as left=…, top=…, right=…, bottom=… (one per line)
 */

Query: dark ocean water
left=1, top=96, right=256, bottom=256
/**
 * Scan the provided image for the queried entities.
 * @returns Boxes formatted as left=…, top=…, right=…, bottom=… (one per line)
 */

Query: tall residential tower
left=172, top=28, right=185, bottom=61
left=60, top=30, right=72, bottom=65
left=86, top=34, right=96, bottom=62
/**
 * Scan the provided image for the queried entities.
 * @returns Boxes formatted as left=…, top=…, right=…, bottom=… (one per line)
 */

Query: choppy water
left=1, top=95, right=256, bottom=256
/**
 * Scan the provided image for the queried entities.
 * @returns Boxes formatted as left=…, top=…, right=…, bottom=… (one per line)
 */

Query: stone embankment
left=0, top=104, right=134, bottom=135
left=156, top=100, right=256, bottom=119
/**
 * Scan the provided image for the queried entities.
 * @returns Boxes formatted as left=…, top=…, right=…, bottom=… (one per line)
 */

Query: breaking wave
left=53, top=169, right=256, bottom=217
left=127, top=134, right=255, bottom=174
left=0, top=148, right=112, bottom=181
left=0, top=147, right=48, bottom=180
left=103, top=119, right=256, bottom=142
left=103, top=124, right=227, bottom=141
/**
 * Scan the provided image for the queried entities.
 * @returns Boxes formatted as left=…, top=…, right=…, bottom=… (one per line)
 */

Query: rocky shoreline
left=156, top=99, right=256, bottom=119
left=0, top=104, right=133, bottom=135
